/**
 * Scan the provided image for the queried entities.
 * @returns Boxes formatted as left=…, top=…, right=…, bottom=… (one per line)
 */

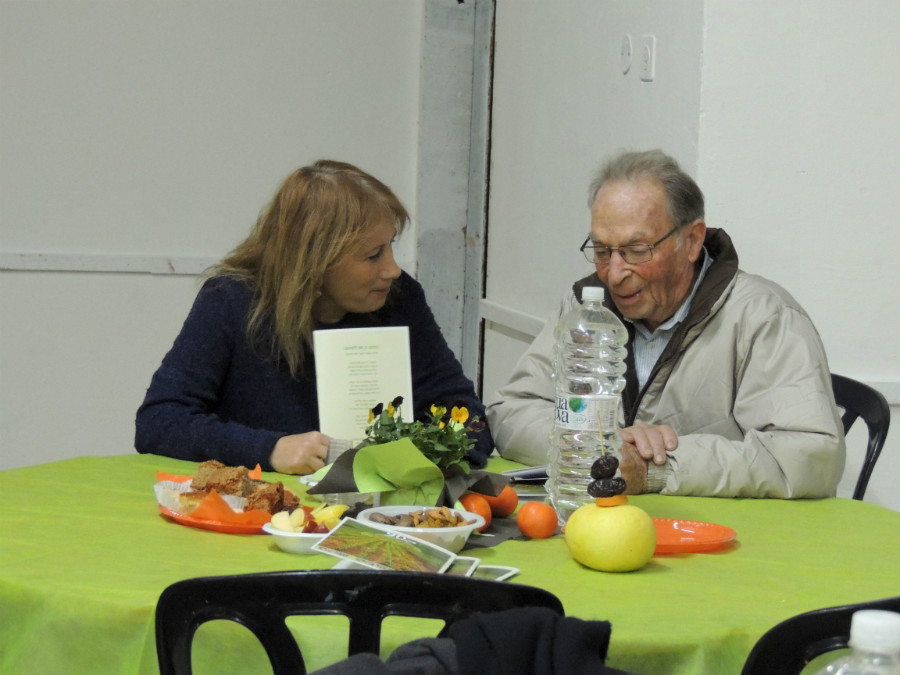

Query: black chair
left=831, top=373, right=891, bottom=500
left=155, top=569, right=565, bottom=675
left=741, top=595, right=900, bottom=675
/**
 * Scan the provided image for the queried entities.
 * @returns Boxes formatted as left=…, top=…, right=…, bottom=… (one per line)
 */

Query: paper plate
left=158, top=506, right=266, bottom=535
left=653, top=518, right=736, bottom=554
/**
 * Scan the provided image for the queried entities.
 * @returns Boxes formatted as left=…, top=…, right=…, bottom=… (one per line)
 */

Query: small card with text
left=314, top=327, right=413, bottom=445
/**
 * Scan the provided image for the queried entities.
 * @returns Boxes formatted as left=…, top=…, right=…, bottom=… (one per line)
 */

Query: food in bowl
left=356, top=505, right=485, bottom=553
left=264, top=503, right=349, bottom=555
left=365, top=506, right=474, bottom=528
left=269, top=504, right=349, bottom=534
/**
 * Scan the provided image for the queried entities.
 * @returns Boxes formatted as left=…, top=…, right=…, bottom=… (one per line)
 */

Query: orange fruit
left=481, top=485, right=519, bottom=517
left=516, top=501, right=559, bottom=539
left=459, top=493, right=492, bottom=532
left=595, top=495, right=628, bottom=508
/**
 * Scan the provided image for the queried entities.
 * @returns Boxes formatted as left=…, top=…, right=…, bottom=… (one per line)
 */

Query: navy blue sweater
left=135, top=272, right=492, bottom=471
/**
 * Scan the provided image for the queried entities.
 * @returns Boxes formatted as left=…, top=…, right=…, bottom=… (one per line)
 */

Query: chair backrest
left=155, top=569, right=565, bottom=675
left=741, top=595, right=900, bottom=675
left=831, top=373, right=891, bottom=500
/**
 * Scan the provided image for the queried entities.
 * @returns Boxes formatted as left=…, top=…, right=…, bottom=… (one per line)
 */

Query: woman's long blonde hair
left=212, top=160, right=409, bottom=377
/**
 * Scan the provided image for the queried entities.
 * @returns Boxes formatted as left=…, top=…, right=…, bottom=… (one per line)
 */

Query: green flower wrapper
left=306, top=438, right=508, bottom=507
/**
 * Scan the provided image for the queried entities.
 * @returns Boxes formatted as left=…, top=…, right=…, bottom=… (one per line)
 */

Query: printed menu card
left=313, top=326, right=413, bottom=446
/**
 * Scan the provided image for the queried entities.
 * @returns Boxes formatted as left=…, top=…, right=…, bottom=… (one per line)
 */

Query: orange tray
left=158, top=506, right=266, bottom=535
left=653, top=518, right=736, bottom=554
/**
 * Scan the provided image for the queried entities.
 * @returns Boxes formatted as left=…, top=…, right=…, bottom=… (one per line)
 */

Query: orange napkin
left=190, top=490, right=271, bottom=525
left=157, top=471, right=192, bottom=484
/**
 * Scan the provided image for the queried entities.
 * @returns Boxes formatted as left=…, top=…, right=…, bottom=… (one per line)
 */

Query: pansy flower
left=451, top=405, right=468, bottom=424
left=363, top=396, right=485, bottom=472
left=368, top=402, right=384, bottom=423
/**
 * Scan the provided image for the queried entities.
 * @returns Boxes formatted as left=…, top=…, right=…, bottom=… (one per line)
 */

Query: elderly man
left=487, top=149, right=845, bottom=498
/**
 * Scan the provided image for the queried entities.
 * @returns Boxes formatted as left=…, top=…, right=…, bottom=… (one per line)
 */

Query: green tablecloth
left=1, top=454, right=898, bottom=674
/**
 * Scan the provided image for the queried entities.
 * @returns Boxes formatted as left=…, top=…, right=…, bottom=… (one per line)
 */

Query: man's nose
left=604, top=251, right=631, bottom=284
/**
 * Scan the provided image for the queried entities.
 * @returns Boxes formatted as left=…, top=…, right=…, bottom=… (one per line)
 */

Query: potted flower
left=361, top=396, right=485, bottom=474
left=359, top=396, right=506, bottom=507
left=307, top=396, right=505, bottom=508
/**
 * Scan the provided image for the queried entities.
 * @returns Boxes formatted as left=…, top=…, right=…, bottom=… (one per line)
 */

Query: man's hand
left=270, top=431, right=331, bottom=475
left=618, top=423, right=678, bottom=494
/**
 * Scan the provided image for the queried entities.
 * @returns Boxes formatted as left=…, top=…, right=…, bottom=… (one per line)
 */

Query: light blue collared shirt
left=625, top=248, right=714, bottom=390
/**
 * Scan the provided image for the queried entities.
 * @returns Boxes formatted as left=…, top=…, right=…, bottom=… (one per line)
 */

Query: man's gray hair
left=588, top=149, right=705, bottom=229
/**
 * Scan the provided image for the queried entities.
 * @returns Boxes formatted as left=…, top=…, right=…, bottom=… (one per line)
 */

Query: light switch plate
left=640, top=34, right=656, bottom=82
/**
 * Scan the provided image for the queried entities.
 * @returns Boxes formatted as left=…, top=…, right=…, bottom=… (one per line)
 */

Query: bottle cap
left=582, top=286, right=605, bottom=302
left=849, top=609, right=900, bottom=654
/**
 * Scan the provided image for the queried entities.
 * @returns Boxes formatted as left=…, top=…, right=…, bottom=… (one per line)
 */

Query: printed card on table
left=313, top=326, right=413, bottom=446
left=444, top=556, right=480, bottom=577
left=471, top=565, right=520, bottom=581
left=312, top=518, right=456, bottom=573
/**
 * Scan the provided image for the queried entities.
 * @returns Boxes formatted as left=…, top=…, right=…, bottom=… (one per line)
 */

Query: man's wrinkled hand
left=617, top=423, right=677, bottom=494
left=618, top=443, right=648, bottom=494
left=620, top=422, right=677, bottom=465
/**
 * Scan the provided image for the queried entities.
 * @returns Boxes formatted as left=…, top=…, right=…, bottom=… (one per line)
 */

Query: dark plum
left=587, top=477, right=626, bottom=498
left=590, top=454, right=619, bottom=480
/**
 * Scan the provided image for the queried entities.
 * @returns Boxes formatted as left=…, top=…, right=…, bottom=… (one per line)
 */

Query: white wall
left=697, top=0, right=900, bottom=509
left=698, top=1, right=900, bottom=385
left=483, top=0, right=900, bottom=511
left=1, top=0, right=424, bottom=469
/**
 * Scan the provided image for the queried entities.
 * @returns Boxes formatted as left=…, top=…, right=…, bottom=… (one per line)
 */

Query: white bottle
left=814, top=609, right=900, bottom=675
left=547, top=286, right=628, bottom=524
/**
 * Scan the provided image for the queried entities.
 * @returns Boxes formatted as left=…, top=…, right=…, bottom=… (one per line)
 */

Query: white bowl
left=356, top=505, right=485, bottom=553
left=262, top=522, right=326, bottom=555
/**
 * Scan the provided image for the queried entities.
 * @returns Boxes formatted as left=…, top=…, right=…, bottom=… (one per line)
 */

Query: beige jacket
left=486, top=229, right=845, bottom=498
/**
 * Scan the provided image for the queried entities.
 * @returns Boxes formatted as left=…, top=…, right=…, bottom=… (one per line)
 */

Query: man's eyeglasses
left=580, top=227, right=679, bottom=265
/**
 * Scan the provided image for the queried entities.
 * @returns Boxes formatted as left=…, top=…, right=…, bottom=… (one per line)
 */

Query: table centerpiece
left=307, top=396, right=507, bottom=507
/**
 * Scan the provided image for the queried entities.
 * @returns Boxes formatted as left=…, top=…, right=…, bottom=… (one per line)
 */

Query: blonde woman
left=136, top=160, right=492, bottom=474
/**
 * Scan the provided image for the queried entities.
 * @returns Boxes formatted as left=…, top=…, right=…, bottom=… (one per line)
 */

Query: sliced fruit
left=270, top=511, right=294, bottom=532
left=311, top=503, right=349, bottom=531
left=302, top=520, right=329, bottom=534
left=595, top=495, right=628, bottom=507
left=289, top=506, right=312, bottom=529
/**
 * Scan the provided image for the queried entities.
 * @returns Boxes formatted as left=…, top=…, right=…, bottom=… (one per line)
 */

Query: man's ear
left=685, top=219, right=706, bottom=263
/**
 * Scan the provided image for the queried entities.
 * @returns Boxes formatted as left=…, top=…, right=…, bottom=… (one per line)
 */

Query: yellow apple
left=564, top=501, right=657, bottom=572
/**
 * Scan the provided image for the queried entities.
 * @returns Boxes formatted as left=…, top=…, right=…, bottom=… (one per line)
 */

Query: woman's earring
left=314, top=289, right=322, bottom=298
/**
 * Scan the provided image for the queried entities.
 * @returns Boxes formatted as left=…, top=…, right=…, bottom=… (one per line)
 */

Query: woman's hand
left=270, top=431, right=332, bottom=475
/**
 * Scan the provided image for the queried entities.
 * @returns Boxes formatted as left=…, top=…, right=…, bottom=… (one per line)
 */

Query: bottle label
left=555, top=394, right=619, bottom=432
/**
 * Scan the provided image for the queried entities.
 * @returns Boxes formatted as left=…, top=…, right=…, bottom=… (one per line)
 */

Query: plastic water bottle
left=814, top=610, right=900, bottom=675
left=547, top=286, right=627, bottom=524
